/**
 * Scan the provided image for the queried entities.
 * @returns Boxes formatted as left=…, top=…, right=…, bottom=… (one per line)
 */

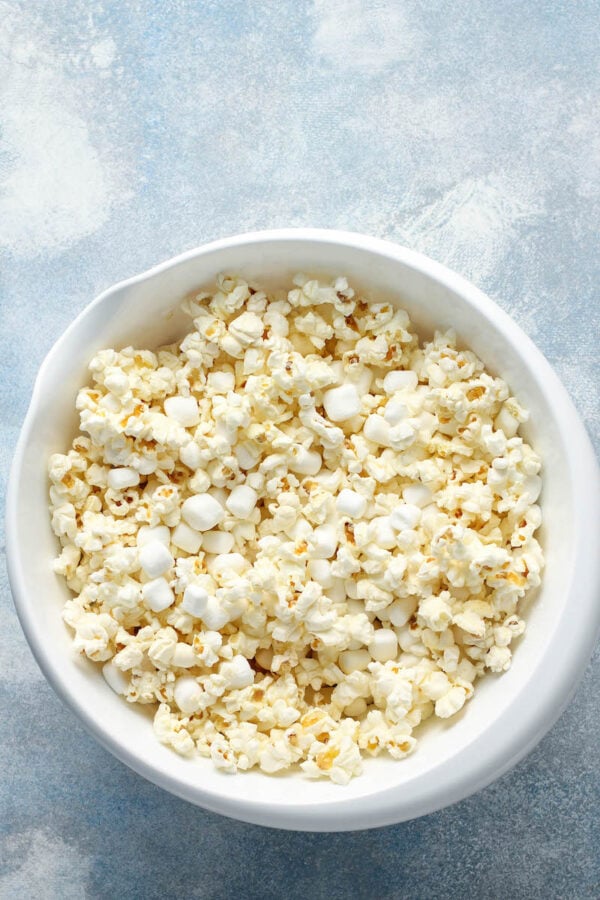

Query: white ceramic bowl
left=7, top=230, right=600, bottom=831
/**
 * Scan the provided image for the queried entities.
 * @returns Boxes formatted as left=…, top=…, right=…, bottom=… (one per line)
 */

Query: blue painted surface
left=0, top=1, right=598, bottom=897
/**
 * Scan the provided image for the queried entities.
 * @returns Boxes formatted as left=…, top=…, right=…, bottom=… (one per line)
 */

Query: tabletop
left=1, top=1, right=599, bottom=898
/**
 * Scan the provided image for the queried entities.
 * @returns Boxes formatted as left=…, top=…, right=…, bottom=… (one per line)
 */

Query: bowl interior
left=10, top=234, right=580, bottom=822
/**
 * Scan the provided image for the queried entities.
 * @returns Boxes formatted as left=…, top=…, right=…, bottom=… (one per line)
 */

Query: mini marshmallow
left=308, top=558, right=334, bottom=588
left=142, top=577, right=175, bottom=612
left=363, top=415, right=391, bottom=447
left=102, top=660, right=129, bottom=695
left=235, top=442, right=260, bottom=470
left=171, top=522, right=203, bottom=554
left=182, top=584, right=211, bottom=618
left=174, top=675, right=203, bottom=714
left=164, top=395, right=200, bottom=427
left=226, top=484, right=258, bottom=518
left=182, top=494, right=225, bottom=531
left=138, top=540, right=174, bottom=579
left=220, top=655, right=254, bottom=689
left=107, top=467, right=140, bottom=491
left=383, top=400, right=407, bottom=426
left=137, top=525, right=171, bottom=547
left=180, top=441, right=203, bottom=470
left=336, top=489, right=367, bottom=518
left=390, top=503, right=422, bottom=531
left=323, top=384, right=361, bottom=422
left=207, top=371, right=235, bottom=393
left=368, top=516, right=397, bottom=550
left=288, top=447, right=322, bottom=476
left=339, top=649, right=371, bottom=674
left=310, top=524, right=338, bottom=559
left=383, top=370, right=418, bottom=393
left=368, top=629, right=398, bottom=663
left=201, top=530, right=235, bottom=554
left=402, top=483, right=432, bottom=508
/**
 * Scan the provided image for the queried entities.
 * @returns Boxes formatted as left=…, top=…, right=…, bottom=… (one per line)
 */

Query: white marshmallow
left=171, top=643, right=198, bottom=668
left=164, top=395, right=200, bottom=427
left=174, top=675, right=203, bottom=713
left=336, top=489, right=367, bottom=518
left=402, top=483, right=432, bottom=508
left=368, top=628, right=398, bottom=662
left=308, top=558, right=334, bottom=588
left=137, top=525, right=171, bottom=547
left=235, top=442, right=260, bottom=470
left=220, top=655, right=254, bottom=689
left=142, top=577, right=175, bottom=612
left=288, top=447, right=322, bottom=476
left=226, top=484, right=258, bottom=519
left=338, top=649, right=371, bottom=674
left=182, top=584, right=211, bottom=618
left=201, top=530, right=235, bottom=554
left=368, top=516, right=397, bottom=550
left=199, top=598, right=230, bottom=630
left=107, top=467, right=140, bottom=491
left=102, top=661, right=129, bottom=695
left=207, top=371, right=235, bottom=393
left=383, top=400, right=407, bottom=426
left=171, top=522, right=203, bottom=554
left=363, top=415, right=391, bottom=447
left=138, top=540, right=174, bottom=579
left=182, top=494, right=225, bottom=531
left=383, top=370, right=418, bottom=393
left=310, top=523, right=338, bottom=559
left=323, top=384, right=361, bottom=422
left=180, top=441, right=202, bottom=470
left=390, top=503, right=422, bottom=531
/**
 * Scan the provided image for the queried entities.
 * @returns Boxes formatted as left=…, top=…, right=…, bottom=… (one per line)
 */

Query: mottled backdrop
left=1, top=1, right=598, bottom=898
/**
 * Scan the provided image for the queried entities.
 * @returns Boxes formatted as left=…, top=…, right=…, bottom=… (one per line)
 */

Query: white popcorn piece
left=107, top=467, right=140, bottom=491
left=390, top=503, right=421, bottom=531
left=181, top=494, right=225, bottom=531
left=226, top=484, right=258, bottom=519
left=171, top=642, right=198, bottom=668
left=174, top=676, right=204, bottom=714
left=164, top=395, right=200, bottom=427
left=402, top=483, right=432, bottom=508
left=323, top=384, right=361, bottom=422
left=220, top=655, right=254, bottom=689
left=288, top=447, right=322, bottom=476
left=50, top=273, right=543, bottom=785
left=383, top=370, right=418, bottom=393
left=138, top=540, right=174, bottom=579
left=142, top=577, right=175, bottom=613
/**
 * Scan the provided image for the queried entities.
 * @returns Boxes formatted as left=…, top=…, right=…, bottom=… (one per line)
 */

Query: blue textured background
left=1, top=1, right=599, bottom=897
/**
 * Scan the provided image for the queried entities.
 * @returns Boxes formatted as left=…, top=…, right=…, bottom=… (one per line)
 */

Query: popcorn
left=49, top=274, right=543, bottom=784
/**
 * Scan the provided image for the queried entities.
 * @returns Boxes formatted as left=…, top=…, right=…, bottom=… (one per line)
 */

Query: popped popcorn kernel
left=49, top=274, right=543, bottom=784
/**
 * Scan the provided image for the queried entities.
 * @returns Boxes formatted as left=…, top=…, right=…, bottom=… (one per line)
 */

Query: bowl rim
left=6, top=228, right=600, bottom=831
